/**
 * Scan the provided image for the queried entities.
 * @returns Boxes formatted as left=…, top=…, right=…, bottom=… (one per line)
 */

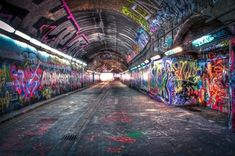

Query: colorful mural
left=0, top=33, right=98, bottom=115
left=230, top=38, right=235, bottom=129
left=198, top=52, right=229, bottom=112
left=121, top=3, right=149, bottom=32
left=122, top=39, right=231, bottom=111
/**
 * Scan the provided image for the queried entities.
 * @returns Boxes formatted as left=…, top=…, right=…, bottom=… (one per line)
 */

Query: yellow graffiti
left=0, top=64, right=11, bottom=111
left=172, top=60, right=199, bottom=82
left=0, top=65, right=7, bottom=90
left=0, top=92, right=11, bottom=111
left=42, top=87, right=52, bottom=99
left=121, top=6, right=149, bottom=32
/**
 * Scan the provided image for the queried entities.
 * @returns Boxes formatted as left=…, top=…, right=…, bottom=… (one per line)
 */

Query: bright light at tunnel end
left=100, top=73, right=114, bottom=81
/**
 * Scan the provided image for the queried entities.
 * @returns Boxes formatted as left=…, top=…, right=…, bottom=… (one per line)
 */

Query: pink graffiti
left=40, top=25, right=57, bottom=43
left=39, top=25, right=57, bottom=34
left=231, top=39, right=235, bottom=70
left=10, top=64, right=43, bottom=99
left=81, top=33, right=89, bottom=44
left=61, top=0, right=89, bottom=47
left=231, top=38, right=235, bottom=130
left=61, top=0, right=80, bottom=32
left=108, top=136, right=136, bottom=143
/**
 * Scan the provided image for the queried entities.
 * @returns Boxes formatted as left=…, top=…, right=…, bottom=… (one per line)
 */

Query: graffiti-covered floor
left=0, top=81, right=235, bottom=156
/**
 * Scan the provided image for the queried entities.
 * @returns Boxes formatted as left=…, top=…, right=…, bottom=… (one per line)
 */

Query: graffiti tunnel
left=0, top=0, right=235, bottom=155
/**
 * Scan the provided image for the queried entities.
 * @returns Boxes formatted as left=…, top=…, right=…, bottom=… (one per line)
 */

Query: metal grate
left=62, top=134, right=77, bottom=141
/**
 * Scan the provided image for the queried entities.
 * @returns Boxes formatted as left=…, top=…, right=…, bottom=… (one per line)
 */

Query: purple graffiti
left=10, top=64, right=43, bottom=100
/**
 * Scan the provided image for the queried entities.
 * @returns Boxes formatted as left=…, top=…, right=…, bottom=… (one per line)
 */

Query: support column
left=229, top=38, right=235, bottom=131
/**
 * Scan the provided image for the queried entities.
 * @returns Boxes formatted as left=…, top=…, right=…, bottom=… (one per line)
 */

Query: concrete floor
left=0, top=81, right=235, bottom=156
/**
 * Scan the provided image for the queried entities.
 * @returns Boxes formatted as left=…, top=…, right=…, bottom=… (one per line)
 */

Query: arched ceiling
left=0, top=0, right=200, bottom=72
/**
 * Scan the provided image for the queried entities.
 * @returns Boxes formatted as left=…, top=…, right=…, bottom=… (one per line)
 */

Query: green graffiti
left=121, top=6, right=149, bottom=32
left=127, top=131, right=143, bottom=139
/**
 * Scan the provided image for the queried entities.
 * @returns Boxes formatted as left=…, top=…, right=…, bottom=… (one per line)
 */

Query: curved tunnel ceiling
left=0, top=0, right=199, bottom=72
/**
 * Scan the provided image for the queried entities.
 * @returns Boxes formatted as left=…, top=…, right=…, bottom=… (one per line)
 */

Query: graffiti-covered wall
left=0, top=33, right=85, bottom=115
left=230, top=38, right=235, bottom=129
left=134, top=55, right=200, bottom=105
left=198, top=49, right=229, bottom=112
left=122, top=39, right=232, bottom=114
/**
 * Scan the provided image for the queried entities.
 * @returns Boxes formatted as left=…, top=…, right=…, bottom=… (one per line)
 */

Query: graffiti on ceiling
left=0, top=0, right=217, bottom=72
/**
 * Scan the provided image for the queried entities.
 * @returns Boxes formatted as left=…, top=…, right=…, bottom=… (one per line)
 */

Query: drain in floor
left=62, top=134, right=77, bottom=141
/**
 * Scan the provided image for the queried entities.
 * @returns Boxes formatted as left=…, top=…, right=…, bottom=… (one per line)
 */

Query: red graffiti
left=231, top=38, right=235, bottom=130
left=201, top=57, right=229, bottom=112
left=10, top=64, right=43, bottom=99
left=108, top=136, right=136, bottom=143
left=107, top=147, right=123, bottom=153
left=103, top=112, right=132, bottom=123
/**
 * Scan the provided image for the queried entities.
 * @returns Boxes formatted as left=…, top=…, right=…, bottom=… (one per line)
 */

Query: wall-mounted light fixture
left=14, top=30, right=31, bottom=41
left=165, top=47, right=183, bottom=56
left=150, top=54, right=161, bottom=61
left=192, top=35, right=214, bottom=47
left=130, top=66, right=137, bottom=71
left=144, top=59, right=150, bottom=64
left=0, top=20, right=87, bottom=66
left=30, top=38, right=42, bottom=47
left=0, top=20, right=15, bottom=33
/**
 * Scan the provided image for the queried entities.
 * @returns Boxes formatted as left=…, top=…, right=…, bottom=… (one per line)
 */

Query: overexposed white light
left=14, top=30, right=31, bottom=40
left=30, top=38, right=42, bottom=47
left=143, top=71, right=149, bottom=81
left=100, top=73, right=114, bottom=81
left=145, top=109, right=157, bottom=112
left=86, top=70, right=93, bottom=73
left=0, top=21, right=88, bottom=67
left=40, top=43, right=51, bottom=51
left=122, top=73, right=130, bottom=81
left=0, top=20, right=15, bottom=33
left=150, top=55, right=161, bottom=61
left=165, top=47, right=183, bottom=56
left=144, top=59, right=150, bottom=64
